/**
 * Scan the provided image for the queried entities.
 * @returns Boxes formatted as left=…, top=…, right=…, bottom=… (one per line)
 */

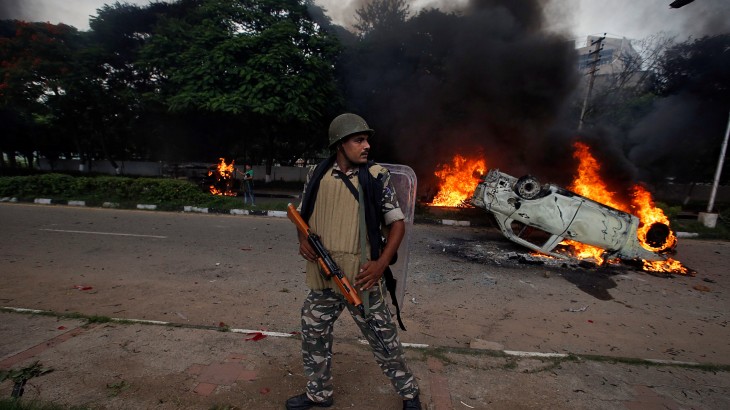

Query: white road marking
left=503, top=350, right=568, bottom=358
left=39, top=228, right=167, bottom=239
left=0, top=306, right=703, bottom=367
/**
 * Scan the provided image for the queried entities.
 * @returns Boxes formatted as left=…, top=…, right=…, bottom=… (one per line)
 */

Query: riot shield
left=382, top=163, right=417, bottom=309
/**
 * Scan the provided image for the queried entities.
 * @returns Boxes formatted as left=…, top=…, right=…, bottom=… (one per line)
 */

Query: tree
left=139, top=0, right=342, bottom=176
left=79, top=1, right=181, bottom=167
left=353, top=0, right=410, bottom=37
left=655, top=34, right=730, bottom=102
left=0, top=20, right=80, bottom=168
left=0, top=11, right=162, bottom=172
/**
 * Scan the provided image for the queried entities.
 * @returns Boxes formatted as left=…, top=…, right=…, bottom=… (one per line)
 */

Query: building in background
left=575, top=35, right=649, bottom=103
left=577, top=35, right=641, bottom=75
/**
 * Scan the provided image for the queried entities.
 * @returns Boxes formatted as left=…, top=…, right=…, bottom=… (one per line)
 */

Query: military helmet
left=328, top=113, right=374, bottom=148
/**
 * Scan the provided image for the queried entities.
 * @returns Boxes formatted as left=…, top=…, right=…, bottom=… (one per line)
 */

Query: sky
left=1, top=0, right=728, bottom=43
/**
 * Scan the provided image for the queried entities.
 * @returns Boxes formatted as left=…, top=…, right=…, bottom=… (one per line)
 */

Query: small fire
left=208, top=158, right=237, bottom=196
left=643, top=258, right=689, bottom=274
left=560, top=241, right=607, bottom=264
left=430, top=154, right=487, bottom=207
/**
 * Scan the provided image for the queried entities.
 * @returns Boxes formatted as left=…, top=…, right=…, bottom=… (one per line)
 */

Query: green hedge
left=0, top=173, right=293, bottom=211
left=0, top=174, right=208, bottom=206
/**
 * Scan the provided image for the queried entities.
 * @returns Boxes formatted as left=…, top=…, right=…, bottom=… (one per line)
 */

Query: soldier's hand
left=299, top=241, right=317, bottom=262
left=355, top=259, right=387, bottom=290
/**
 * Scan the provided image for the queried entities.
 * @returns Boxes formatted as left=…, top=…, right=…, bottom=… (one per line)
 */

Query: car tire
left=514, top=175, right=541, bottom=200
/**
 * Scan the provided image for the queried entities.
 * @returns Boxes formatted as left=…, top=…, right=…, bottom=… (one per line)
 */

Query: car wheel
left=514, top=175, right=541, bottom=199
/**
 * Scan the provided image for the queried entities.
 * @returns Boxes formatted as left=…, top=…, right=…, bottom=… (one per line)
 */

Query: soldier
left=286, top=113, right=421, bottom=410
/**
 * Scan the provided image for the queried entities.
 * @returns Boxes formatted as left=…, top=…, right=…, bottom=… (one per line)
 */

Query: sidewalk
left=2, top=310, right=728, bottom=409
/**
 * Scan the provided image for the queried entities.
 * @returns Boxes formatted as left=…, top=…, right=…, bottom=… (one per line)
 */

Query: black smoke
left=586, top=1, right=730, bottom=187
left=335, top=0, right=581, bottom=196
left=326, top=0, right=730, bottom=200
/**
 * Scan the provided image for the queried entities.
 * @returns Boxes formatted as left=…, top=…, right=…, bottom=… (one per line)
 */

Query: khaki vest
left=305, top=165, right=385, bottom=294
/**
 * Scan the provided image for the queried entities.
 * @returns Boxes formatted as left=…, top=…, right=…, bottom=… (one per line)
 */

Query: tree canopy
left=1, top=0, right=343, bottom=171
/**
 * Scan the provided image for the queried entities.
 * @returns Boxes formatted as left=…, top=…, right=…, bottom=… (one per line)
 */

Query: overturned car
left=470, top=169, right=672, bottom=262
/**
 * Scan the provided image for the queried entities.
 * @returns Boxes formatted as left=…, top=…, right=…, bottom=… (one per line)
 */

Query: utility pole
left=698, top=110, right=730, bottom=228
left=578, top=34, right=605, bottom=131
left=707, top=111, right=730, bottom=211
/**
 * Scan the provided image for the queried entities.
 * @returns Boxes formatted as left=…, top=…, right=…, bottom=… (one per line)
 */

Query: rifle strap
left=336, top=170, right=359, bottom=201
left=357, top=184, right=373, bottom=314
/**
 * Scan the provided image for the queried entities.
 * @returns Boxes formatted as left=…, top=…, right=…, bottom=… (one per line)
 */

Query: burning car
left=470, top=169, right=673, bottom=263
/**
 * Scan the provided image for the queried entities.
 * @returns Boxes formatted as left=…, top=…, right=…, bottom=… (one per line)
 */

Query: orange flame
left=560, top=241, right=607, bottom=264
left=630, top=185, right=677, bottom=251
left=564, top=141, right=688, bottom=274
left=563, top=142, right=623, bottom=264
left=569, top=142, right=625, bottom=211
left=430, top=155, right=487, bottom=207
left=208, top=158, right=237, bottom=196
left=642, top=258, right=689, bottom=274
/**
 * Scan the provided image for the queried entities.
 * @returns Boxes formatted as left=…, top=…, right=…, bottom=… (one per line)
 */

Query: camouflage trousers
left=300, top=287, right=419, bottom=403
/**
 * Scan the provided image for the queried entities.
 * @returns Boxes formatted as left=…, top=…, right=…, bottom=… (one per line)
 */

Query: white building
left=576, top=35, right=647, bottom=92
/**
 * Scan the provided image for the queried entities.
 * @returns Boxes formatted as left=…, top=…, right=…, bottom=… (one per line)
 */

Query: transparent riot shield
left=382, top=163, right=417, bottom=309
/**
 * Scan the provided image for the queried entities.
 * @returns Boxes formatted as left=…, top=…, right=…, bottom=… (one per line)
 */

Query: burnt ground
left=0, top=203, right=728, bottom=409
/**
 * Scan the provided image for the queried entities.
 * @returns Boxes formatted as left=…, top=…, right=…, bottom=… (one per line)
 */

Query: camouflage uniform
left=297, top=163, right=419, bottom=403
left=301, top=287, right=418, bottom=402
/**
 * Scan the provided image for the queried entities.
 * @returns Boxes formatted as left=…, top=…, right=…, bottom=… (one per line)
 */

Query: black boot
left=285, top=393, right=333, bottom=410
left=403, top=395, right=422, bottom=410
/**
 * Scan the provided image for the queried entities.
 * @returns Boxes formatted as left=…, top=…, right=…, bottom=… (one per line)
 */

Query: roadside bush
left=0, top=174, right=210, bottom=205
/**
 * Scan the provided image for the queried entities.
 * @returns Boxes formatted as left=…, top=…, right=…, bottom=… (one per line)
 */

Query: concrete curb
left=0, top=306, right=710, bottom=369
left=13, top=197, right=478, bottom=223
left=3, top=197, right=293, bottom=218
left=414, top=216, right=478, bottom=226
left=1, top=198, right=704, bottom=235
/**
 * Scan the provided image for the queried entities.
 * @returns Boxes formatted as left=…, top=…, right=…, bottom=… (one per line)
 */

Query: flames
left=208, top=158, right=237, bottom=196
left=561, top=142, right=623, bottom=263
left=569, top=142, right=624, bottom=210
left=430, top=154, right=487, bottom=207
left=430, top=141, right=690, bottom=275
left=566, top=142, right=687, bottom=274
left=631, top=185, right=677, bottom=251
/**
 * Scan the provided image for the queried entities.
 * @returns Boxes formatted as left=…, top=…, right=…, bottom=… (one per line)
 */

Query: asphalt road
left=1, top=202, right=729, bottom=409
left=1, top=202, right=728, bottom=365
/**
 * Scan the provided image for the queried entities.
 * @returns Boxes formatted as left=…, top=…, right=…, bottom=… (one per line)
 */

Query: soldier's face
left=340, top=133, right=370, bottom=165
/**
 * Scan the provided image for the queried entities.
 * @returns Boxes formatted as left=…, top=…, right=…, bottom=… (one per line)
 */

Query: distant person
left=241, top=164, right=255, bottom=206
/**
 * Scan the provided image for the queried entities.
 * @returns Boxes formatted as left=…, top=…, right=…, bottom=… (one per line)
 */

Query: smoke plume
left=330, top=0, right=730, bottom=198
left=337, top=0, right=581, bottom=195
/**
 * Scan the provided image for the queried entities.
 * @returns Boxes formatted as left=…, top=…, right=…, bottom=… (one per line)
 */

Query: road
left=1, top=202, right=728, bottom=365
left=1, top=202, right=729, bottom=409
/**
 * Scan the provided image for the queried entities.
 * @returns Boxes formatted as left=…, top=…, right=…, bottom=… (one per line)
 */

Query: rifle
left=287, top=203, right=390, bottom=355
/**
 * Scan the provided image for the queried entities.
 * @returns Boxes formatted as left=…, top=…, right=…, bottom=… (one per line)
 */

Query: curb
left=1, top=306, right=713, bottom=370
left=1, top=197, right=291, bottom=219
left=414, top=216, right=480, bottom=227
left=4, top=197, right=481, bottom=225
left=0, top=198, right=704, bottom=236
